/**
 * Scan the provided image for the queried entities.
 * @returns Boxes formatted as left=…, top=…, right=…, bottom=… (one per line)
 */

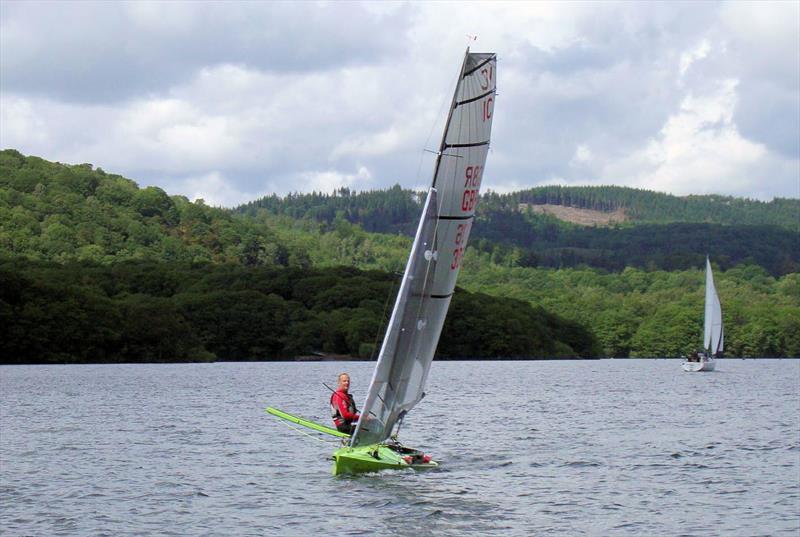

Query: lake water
left=1, top=359, right=798, bottom=536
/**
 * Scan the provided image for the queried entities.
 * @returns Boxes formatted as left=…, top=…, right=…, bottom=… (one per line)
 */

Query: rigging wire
left=416, top=52, right=473, bottom=321
left=414, top=49, right=470, bottom=188
left=368, top=270, right=402, bottom=360
left=366, top=54, right=467, bottom=363
left=405, top=51, right=473, bottom=347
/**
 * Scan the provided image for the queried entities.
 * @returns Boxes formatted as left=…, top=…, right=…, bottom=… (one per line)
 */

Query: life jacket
left=330, top=391, right=357, bottom=427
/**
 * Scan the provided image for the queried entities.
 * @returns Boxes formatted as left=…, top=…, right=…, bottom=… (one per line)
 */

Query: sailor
left=330, top=373, right=360, bottom=434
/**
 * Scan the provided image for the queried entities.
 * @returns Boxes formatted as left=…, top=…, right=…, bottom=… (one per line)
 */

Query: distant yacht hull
left=682, top=356, right=716, bottom=372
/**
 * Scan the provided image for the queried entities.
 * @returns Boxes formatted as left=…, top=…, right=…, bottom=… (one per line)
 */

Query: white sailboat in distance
left=683, top=257, right=722, bottom=372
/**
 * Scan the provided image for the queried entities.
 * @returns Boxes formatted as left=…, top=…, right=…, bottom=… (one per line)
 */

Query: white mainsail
left=703, top=257, right=724, bottom=355
left=351, top=50, right=497, bottom=447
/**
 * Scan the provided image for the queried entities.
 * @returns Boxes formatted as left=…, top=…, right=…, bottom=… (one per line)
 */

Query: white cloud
left=603, top=79, right=770, bottom=196
left=178, top=171, right=255, bottom=208
left=296, top=166, right=373, bottom=194
left=0, top=95, right=49, bottom=147
left=679, top=39, right=711, bottom=79
left=570, top=144, right=594, bottom=167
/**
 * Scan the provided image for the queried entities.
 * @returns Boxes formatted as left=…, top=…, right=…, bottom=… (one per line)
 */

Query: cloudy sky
left=1, top=1, right=798, bottom=206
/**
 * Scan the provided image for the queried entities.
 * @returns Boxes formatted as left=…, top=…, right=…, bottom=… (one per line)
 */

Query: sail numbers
left=461, top=165, right=482, bottom=212
left=480, top=64, right=493, bottom=90
left=482, top=97, right=493, bottom=122
left=450, top=222, right=471, bottom=270
left=478, top=63, right=494, bottom=122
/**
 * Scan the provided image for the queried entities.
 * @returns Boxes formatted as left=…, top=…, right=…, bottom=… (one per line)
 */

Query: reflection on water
left=1, top=359, right=798, bottom=536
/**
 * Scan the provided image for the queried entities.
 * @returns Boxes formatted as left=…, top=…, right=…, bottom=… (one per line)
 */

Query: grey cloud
left=496, top=1, right=798, bottom=190
left=723, top=17, right=800, bottom=160
left=736, top=80, right=800, bottom=159
left=0, top=1, right=412, bottom=103
left=498, top=64, right=678, bottom=185
left=574, top=1, right=719, bottom=59
left=494, top=5, right=712, bottom=183
left=521, top=43, right=618, bottom=76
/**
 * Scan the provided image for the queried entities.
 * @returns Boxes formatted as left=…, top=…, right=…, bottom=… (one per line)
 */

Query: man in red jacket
left=330, top=372, right=360, bottom=434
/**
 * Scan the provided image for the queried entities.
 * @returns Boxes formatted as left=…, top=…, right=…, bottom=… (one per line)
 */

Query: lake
left=1, top=359, right=798, bottom=536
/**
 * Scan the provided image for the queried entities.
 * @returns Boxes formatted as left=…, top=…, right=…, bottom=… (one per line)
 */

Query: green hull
left=332, top=443, right=438, bottom=476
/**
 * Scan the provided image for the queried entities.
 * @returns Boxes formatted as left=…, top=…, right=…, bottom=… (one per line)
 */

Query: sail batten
left=444, top=141, right=490, bottom=148
left=350, top=49, right=496, bottom=447
left=438, top=215, right=474, bottom=221
left=458, top=89, right=495, bottom=105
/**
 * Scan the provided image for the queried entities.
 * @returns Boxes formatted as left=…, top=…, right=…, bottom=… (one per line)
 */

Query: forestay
left=703, top=257, right=724, bottom=355
left=351, top=50, right=497, bottom=447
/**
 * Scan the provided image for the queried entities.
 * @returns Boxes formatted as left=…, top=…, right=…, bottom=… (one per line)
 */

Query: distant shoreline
left=4, top=357, right=796, bottom=366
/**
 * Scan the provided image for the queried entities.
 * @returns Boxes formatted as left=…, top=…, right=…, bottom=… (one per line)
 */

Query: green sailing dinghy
left=268, top=48, right=497, bottom=476
left=266, top=407, right=438, bottom=474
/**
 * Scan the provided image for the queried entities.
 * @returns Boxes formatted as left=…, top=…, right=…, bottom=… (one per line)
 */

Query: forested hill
left=241, top=184, right=799, bottom=232
left=239, top=185, right=799, bottom=276
left=0, top=150, right=596, bottom=362
left=2, top=259, right=596, bottom=363
left=0, top=149, right=302, bottom=267
left=1, top=150, right=797, bottom=360
left=3, top=146, right=794, bottom=275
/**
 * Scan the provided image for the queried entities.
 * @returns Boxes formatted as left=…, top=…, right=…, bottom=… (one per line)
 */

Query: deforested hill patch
left=486, top=185, right=799, bottom=231
left=518, top=203, right=628, bottom=226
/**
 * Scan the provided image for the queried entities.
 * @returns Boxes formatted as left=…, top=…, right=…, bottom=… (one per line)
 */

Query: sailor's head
left=337, top=373, right=351, bottom=391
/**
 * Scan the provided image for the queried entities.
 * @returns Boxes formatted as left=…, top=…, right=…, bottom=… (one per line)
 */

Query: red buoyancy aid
left=330, top=390, right=359, bottom=428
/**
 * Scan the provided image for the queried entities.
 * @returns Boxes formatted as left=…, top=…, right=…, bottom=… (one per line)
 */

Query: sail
left=351, top=50, right=497, bottom=447
left=703, top=257, right=724, bottom=355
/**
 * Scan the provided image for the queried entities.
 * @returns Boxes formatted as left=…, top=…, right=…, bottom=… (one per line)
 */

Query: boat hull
left=332, top=443, right=438, bottom=475
left=682, top=357, right=716, bottom=372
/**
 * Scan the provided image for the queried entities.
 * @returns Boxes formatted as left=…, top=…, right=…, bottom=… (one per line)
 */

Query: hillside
left=0, top=150, right=595, bottom=362
left=1, top=150, right=798, bottom=359
left=1, top=259, right=597, bottom=363
left=0, top=149, right=302, bottom=268
left=471, top=215, right=798, bottom=275
left=240, top=184, right=800, bottom=276
left=241, top=184, right=800, bottom=231
left=484, top=185, right=800, bottom=230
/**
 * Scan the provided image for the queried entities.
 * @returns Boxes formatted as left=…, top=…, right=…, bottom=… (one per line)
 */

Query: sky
left=1, top=0, right=798, bottom=207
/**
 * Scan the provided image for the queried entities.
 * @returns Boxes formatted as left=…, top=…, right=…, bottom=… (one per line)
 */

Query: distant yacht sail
left=703, top=256, right=724, bottom=356
left=683, top=257, right=721, bottom=372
